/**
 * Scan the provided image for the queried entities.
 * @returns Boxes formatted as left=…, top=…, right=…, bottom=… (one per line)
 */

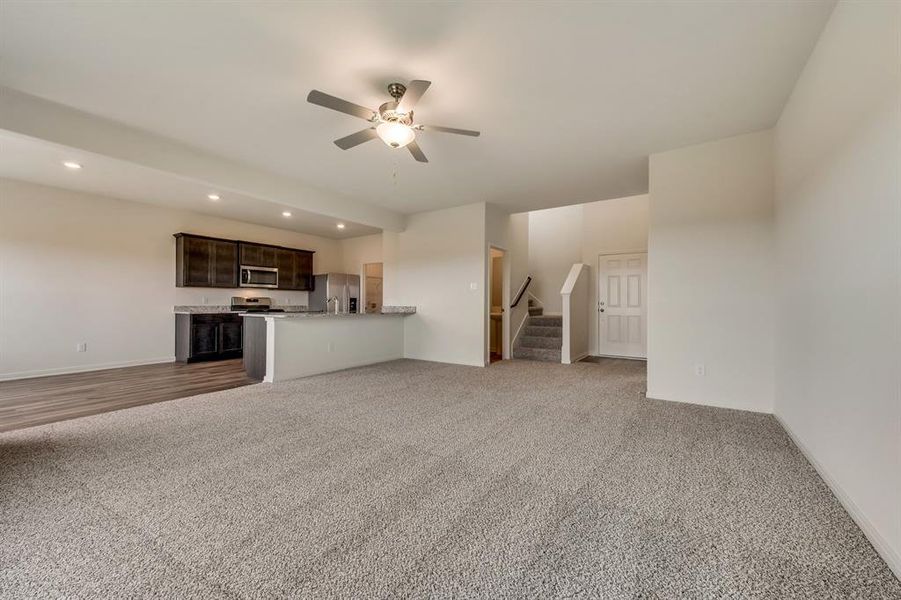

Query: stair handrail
left=511, top=276, right=532, bottom=308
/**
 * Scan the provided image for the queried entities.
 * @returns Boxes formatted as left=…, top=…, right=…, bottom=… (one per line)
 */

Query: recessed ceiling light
left=282, top=211, right=292, bottom=217
left=207, top=193, right=220, bottom=201
left=336, top=223, right=346, bottom=229
left=63, top=161, right=82, bottom=170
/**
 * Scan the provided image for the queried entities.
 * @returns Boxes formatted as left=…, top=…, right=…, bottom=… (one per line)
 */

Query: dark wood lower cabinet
left=176, top=313, right=243, bottom=362
left=220, top=319, right=243, bottom=353
left=190, top=319, right=221, bottom=359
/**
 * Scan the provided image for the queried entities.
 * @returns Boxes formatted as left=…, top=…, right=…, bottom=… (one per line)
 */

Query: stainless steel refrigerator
left=309, top=273, right=361, bottom=314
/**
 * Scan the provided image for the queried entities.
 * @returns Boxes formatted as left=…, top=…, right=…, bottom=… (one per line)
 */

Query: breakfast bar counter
left=242, top=307, right=416, bottom=382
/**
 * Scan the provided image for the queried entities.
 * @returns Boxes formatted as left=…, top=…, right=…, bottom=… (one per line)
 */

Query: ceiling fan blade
left=334, top=128, right=378, bottom=150
left=420, top=124, right=480, bottom=137
left=396, top=80, right=431, bottom=115
left=407, top=140, right=428, bottom=163
left=307, top=90, right=376, bottom=121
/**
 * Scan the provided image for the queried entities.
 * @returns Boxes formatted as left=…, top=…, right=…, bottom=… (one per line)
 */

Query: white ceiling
left=0, top=133, right=379, bottom=239
left=0, top=1, right=834, bottom=215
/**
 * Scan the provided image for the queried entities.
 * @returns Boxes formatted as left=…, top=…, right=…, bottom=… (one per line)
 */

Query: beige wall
left=385, top=202, right=487, bottom=366
left=485, top=203, right=529, bottom=361
left=581, top=195, right=649, bottom=356
left=0, top=178, right=343, bottom=379
left=647, top=130, right=774, bottom=413
left=526, top=194, right=649, bottom=355
left=773, top=0, right=901, bottom=576
left=339, top=233, right=383, bottom=278
left=527, top=204, right=582, bottom=314
left=506, top=212, right=530, bottom=354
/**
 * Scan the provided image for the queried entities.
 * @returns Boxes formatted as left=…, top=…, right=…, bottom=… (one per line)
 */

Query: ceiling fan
left=306, top=80, right=480, bottom=163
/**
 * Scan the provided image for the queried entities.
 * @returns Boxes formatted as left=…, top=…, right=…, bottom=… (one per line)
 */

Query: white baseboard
left=0, top=356, right=176, bottom=382
left=592, top=353, right=647, bottom=361
left=565, top=351, right=590, bottom=364
left=644, top=389, right=770, bottom=414
left=774, top=413, right=901, bottom=581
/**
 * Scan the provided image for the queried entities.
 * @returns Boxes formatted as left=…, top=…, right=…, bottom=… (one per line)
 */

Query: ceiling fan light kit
left=306, top=80, right=480, bottom=163
left=376, top=122, right=414, bottom=148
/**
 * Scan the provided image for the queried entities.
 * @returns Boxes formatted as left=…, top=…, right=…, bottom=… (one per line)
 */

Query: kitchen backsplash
left=173, top=287, right=310, bottom=308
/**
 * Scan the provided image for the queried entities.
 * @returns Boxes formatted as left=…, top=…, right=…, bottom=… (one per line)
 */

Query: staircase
left=513, top=313, right=562, bottom=362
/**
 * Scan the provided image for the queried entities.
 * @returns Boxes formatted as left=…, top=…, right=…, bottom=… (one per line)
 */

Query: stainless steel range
left=229, top=296, right=285, bottom=313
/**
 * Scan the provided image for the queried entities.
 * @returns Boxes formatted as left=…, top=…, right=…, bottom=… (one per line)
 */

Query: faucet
left=328, top=296, right=340, bottom=314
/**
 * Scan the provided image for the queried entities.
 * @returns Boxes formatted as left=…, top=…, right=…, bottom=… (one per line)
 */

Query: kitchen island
left=242, top=307, right=416, bottom=382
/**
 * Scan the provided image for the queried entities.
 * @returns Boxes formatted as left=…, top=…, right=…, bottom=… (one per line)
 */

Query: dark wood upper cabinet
left=211, top=239, right=239, bottom=286
left=182, top=235, right=212, bottom=286
left=276, top=248, right=297, bottom=289
left=294, top=252, right=313, bottom=291
left=176, top=234, right=238, bottom=288
left=274, top=247, right=314, bottom=291
left=175, top=233, right=314, bottom=290
left=240, top=243, right=278, bottom=269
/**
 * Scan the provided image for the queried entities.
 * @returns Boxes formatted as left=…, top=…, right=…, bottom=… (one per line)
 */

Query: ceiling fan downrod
left=386, top=82, right=407, bottom=101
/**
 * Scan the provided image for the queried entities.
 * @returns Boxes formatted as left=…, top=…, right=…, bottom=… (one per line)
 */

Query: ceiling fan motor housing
left=378, top=101, right=413, bottom=126
left=387, top=82, right=407, bottom=100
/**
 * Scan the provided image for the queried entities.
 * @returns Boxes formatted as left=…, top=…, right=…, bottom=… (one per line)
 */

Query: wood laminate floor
left=0, top=359, right=256, bottom=433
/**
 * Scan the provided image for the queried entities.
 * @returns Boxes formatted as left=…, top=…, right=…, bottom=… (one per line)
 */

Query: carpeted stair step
left=529, top=315, right=562, bottom=327
left=524, top=325, right=562, bottom=338
left=528, top=307, right=543, bottom=316
left=518, top=335, right=561, bottom=349
left=512, top=346, right=562, bottom=362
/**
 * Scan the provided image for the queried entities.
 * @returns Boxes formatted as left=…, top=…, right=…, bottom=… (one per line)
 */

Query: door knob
left=600, top=308, right=605, bottom=313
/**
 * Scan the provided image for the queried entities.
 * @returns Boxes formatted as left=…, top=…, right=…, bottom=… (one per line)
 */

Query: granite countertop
left=174, top=305, right=309, bottom=314
left=242, top=306, right=416, bottom=319
left=380, top=306, right=416, bottom=314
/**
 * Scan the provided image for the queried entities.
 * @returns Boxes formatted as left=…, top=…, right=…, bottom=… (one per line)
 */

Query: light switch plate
left=470, top=282, right=478, bottom=291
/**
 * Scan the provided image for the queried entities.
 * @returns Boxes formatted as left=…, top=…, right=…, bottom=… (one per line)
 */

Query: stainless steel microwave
left=240, top=265, right=278, bottom=288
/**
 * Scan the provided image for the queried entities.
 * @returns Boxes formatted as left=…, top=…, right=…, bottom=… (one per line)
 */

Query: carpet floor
left=1, top=358, right=898, bottom=598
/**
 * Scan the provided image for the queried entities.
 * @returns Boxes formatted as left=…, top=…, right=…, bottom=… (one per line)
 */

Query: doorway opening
left=489, top=247, right=506, bottom=364
left=597, top=252, right=647, bottom=359
left=363, top=262, right=383, bottom=314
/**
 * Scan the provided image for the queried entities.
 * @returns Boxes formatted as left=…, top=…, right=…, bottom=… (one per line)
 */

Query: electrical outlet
left=327, top=342, right=335, bottom=353
left=201, top=296, right=208, bottom=305
left=76, top=342, right=87, bottom=353
left=695, top=363, right=706, bottom=376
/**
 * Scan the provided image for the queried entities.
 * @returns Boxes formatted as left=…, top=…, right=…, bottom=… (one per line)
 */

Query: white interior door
left=598, top=253, right=647, bottom=359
